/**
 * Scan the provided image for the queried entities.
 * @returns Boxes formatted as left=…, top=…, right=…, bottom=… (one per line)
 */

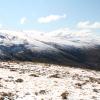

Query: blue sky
left=0, top=0, right=100, bottom=32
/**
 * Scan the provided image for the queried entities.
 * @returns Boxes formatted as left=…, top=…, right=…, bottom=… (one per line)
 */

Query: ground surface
left=0, top=62, right=100, bottom=100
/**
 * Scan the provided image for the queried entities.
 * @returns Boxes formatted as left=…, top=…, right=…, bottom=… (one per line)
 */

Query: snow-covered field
left=0, top=62, right=100, bottom=100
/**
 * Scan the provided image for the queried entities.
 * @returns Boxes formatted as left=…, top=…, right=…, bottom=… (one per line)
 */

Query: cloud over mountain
left=38, top=14, right=66, bottom=24
left=20, top=17, right=28, bottom=25
left=77, top=21, right=100, bottom=29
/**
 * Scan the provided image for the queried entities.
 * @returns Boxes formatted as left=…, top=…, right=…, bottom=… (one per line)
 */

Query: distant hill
left=0, top=29, right=100, bottom=70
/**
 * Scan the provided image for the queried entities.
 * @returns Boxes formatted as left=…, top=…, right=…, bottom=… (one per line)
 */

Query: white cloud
left=0, top=24, right=2, bottom=28
left=38, top=14, right=66, bottom=24
left=20, top=17, right=28, bottom=24
left=77, top=21, right=100, bottom=29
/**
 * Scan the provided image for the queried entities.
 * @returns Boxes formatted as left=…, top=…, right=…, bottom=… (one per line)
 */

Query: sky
left=0, top=0, right=100, bottom=32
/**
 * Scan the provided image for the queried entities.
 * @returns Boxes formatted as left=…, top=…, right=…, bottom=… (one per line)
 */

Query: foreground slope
left=0, top=29, right=100, bottom=70
left=0, top=62, right=100, bottom=100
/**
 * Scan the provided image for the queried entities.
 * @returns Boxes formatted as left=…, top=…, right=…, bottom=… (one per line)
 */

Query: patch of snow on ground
left=0, top=62, right=100, bottom=100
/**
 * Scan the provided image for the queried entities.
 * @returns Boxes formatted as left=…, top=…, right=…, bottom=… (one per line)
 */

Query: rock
left=15, top=78, right=23, bottom=83
left=61, top=91, right=69, bottom=99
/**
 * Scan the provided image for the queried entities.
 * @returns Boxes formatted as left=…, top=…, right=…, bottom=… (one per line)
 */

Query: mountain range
left=0, top=29, right=100, bottom=70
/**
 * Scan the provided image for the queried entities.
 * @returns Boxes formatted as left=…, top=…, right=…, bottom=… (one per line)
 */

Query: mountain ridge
left=0, top=29, right=100, bottom=70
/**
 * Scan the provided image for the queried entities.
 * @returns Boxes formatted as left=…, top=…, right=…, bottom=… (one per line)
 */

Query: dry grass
left=61, top=91, right=69, bottom=99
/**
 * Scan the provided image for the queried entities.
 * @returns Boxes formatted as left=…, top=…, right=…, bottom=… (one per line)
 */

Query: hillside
left=0, top=62, right=100, bottom=100
left=0, top=29, right=100, bottom=70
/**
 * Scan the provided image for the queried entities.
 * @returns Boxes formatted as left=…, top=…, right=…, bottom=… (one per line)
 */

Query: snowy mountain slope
left=0, top=62, right=100, bottom=100
left=0, top=29, right=100, bottom=70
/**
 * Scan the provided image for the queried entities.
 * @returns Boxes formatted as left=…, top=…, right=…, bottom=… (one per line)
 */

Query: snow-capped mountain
left=0, top=29, right=100, bottom=70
